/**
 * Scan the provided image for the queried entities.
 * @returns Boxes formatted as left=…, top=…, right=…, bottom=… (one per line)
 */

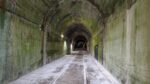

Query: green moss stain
left=103, top=0, right=150, bottom=84
left=0, top=9, right=5, bottom=84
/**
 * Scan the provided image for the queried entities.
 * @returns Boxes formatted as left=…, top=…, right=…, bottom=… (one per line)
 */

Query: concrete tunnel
left=0, top=0, right=150, bottom=84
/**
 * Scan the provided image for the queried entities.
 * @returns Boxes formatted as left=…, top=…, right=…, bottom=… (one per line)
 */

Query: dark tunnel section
left=73, top=35, right=87, bottom=51
left=64, top=24, right=91, bottom=54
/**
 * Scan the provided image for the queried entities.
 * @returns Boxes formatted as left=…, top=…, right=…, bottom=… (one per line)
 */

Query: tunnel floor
left=10, top=53, right=120, bottom=84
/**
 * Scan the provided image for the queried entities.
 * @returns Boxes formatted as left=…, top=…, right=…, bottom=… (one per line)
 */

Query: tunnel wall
left=103, top=0, right=150, bottom=84
left=0, top=9, right=7, bottom=84
left=0, top=9, right=42, bottom=84
left=0, top=0, right=42, bottom=84
left=47, top=40, right=65, bottom=62
left=46, top=24, right=66, bottom=62
left=92, top=33, right=103, bottom=63
left=0, top=0, right=66, bottom=83
left=0, top=15, right=66, bottom=84
left=0, top=0, right=69, bottom=83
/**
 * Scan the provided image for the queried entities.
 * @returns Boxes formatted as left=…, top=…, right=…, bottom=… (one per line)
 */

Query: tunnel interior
left=73, top=35, right=87, bottom=51
left=1, top=0, right=150, bottom=84
left=64, top=24, right=91, bottom=53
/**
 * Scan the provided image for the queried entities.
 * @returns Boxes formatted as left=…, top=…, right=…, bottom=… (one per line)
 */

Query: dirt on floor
left=55, top=55, right=84, bottom=84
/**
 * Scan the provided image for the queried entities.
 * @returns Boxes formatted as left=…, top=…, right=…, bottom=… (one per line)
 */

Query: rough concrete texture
left=0, top=11, right=42, bottom=84
left=0, top=8, right=66, bottom=83
left=0, top=0, right=66, bottom=83
left=103, top=0, right=150, bottom=84
left=0, top=9, right=6, bottom=84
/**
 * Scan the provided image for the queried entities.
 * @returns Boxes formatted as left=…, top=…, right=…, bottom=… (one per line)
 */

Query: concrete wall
left=47, top=41, right=65, bottom=62
left=0, top=0, right=44, bottom=82
left=0, top=1, right=66, bottom=83
left=0, top=10, right=42, bottom=83
left=92, top=33, right=103, bottom=63
left=0, top=9, right=7, bottom=84
left=103, top=0, right=150, bottom=84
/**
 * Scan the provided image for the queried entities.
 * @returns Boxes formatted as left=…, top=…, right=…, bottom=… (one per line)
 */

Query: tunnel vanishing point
left=0, top=0, right=150, bottom=84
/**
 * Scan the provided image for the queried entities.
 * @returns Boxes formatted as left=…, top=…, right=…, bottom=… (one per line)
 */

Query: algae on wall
left=103, top=0, right=150, bottom=84
left=130, top=0, right=150, bottom=84
left=2, top=12, right=42, bottom=83
left=92, top=33, right=103, bottom=63
left=0, top=8, right=13, bottom=83
left=0, top=2, right=43, bottom=83
left=0, top=9, right=6, bottom=84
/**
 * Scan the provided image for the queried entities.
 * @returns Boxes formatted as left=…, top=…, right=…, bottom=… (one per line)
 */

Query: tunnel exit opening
left=73, top=35, right=87, bottom=51
left=64, top=23, right=92, bottom=54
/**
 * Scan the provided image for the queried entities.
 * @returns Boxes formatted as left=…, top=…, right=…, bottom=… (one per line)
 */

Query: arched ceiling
left=64, top=23, right=91, bottom=42
left=4, top=0, right=125, bottom=36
